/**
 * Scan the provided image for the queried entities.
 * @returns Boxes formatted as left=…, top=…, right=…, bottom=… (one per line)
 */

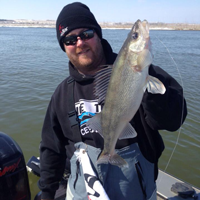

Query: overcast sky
left=0, top=0, right=199, bottom=24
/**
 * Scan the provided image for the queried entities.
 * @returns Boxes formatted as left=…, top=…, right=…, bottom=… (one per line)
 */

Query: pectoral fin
left=146, top=75, right=166, bottom=94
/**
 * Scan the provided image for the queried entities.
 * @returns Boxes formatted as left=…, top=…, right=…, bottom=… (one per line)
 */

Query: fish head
left=128, top=20, right=153, bottom=72
left=130, top=20, right=150, bottom=52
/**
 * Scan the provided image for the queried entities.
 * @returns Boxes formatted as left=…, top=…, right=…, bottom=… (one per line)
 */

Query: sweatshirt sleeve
left=142, top=64, right=187, bottom=131
left=38, top=97, right=67, bottom=199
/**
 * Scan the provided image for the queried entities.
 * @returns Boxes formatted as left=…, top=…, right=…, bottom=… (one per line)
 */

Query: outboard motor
left=0, top=132, right=31, bottom=200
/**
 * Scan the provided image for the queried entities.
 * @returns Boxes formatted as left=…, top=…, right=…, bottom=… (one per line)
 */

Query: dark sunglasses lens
left=64, top=36, right=77, bottom=45
left=81, top=30, right=94, bottom=40
left=63, top=30, right=94, bottom=46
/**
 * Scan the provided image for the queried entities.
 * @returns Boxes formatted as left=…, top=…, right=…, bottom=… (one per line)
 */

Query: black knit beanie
left=56, top=2, right=102, bottom=52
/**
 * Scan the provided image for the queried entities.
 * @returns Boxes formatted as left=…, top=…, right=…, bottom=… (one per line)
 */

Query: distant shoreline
left=1, top=19, right=200, bottom=30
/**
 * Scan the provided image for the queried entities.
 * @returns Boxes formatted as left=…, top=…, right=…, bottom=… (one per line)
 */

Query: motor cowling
left=0, top=132, right=31, bottom=200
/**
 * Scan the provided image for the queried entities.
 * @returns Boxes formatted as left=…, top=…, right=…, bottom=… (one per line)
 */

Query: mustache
left=76, top=45, right=90, bottom=54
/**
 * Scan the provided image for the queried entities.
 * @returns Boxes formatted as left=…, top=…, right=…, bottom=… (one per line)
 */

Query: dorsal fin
left=94, top=66, right=112, bottom=104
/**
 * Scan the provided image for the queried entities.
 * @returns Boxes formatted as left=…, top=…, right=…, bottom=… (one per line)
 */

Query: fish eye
left=132, top=32, right=138, bottom=40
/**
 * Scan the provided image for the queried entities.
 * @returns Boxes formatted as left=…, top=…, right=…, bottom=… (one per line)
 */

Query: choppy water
left=0, top=27, right=200, bottom=198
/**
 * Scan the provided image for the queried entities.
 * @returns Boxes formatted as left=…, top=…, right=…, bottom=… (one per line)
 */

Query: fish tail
left=109, top=154, right=129, bottom=168
left=97, top=151, right=128, bottom=168
left=96, top=150, right=110, bottom=165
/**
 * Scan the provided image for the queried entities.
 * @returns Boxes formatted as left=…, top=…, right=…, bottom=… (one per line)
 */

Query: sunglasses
left=63, top=29, right=95, bottom=46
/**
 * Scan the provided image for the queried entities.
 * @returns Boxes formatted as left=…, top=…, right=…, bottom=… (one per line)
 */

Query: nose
left=76, top=36, right=85, bottom=46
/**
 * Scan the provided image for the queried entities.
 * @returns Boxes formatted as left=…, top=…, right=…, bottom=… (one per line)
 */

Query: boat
left=156, top=170, right=199, bottom=200
left=0, top=132, right=199, bottom=200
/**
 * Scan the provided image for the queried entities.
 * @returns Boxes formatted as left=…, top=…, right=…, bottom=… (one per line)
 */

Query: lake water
left=0, top=27, right=200, bottom=198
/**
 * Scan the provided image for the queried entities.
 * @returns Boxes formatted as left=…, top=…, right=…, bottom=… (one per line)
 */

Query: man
left=39, top=2, right=187, bottom=200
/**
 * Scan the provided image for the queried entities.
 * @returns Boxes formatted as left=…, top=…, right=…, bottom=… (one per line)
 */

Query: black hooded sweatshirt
left=39, top=39, right=187, bottom=199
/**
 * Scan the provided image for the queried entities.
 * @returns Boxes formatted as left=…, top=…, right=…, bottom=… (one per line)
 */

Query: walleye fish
left=86, top=20, right=166, bottom=168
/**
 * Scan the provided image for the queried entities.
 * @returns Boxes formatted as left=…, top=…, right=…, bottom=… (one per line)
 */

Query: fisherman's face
left=63, top=28, right=105, bottom=75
